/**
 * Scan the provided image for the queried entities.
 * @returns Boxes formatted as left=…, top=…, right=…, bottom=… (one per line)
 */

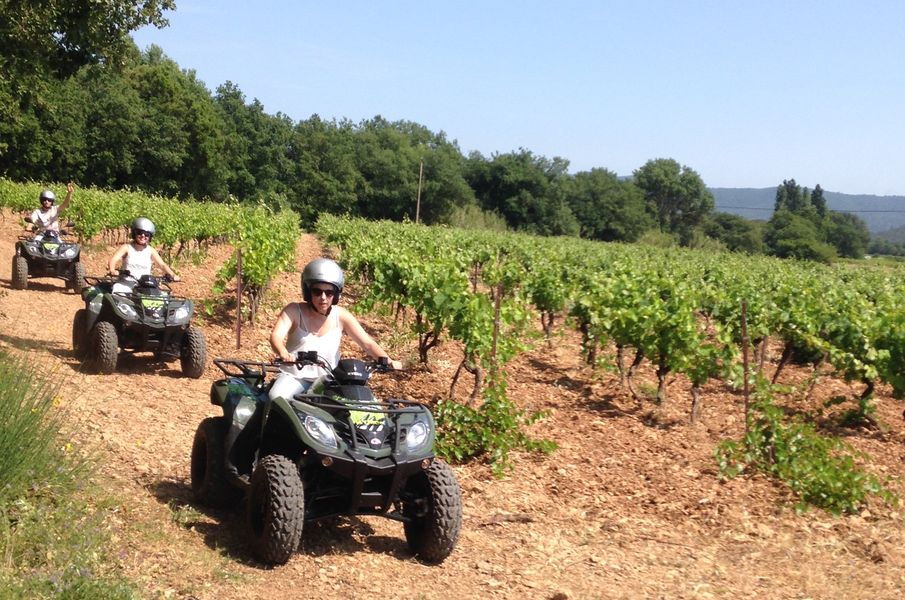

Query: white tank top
left=30, top=206, right=60, bottom=232
left=281, top=305, right=342, bottom=380
left=121, top=244, right=153, bottom=278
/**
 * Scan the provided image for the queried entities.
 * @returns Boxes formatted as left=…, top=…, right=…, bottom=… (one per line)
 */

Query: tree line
left=0, top=0, right=877, bottom=262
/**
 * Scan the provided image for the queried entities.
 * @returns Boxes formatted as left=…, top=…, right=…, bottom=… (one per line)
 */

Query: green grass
left=0, top=351, right=140, bottom=599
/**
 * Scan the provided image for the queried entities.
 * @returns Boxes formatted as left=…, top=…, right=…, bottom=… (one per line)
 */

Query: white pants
left=112, top=281, right=136, bottom=295
left=112, top=280, right=168, bottom=296
left=269, top=373, right=313, bottom=401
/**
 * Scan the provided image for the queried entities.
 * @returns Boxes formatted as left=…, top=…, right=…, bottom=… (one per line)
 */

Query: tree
left=811, top=184, right=827, bottom=219
left=0, top=0, right=175, bottom=78
left=703, top=212, right=764, bottom=254
left=353, top=116, right=430, bottom=221
left=466, top=149, right=579, bottom=236
left=826, top=211, right=870, bottom=259
left=216, top=81, right=297, bottom=202
left=77, top=62, right=143, bottom=188
left=868, top=238, right=905, bottom=257
left=129, top=46, right=229, bottom=199
left=774, top=178, right=818, bottom=219
left=764, top=209, right=836, bottom=263
left=290, top=115, right=363, bottom=224
left=562, top=168, right=653, bottom=242
left=632, top=158, right=714, bottom=244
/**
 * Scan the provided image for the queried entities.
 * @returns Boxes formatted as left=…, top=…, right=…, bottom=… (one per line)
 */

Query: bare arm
left=270, top=305, right=297, bottom=362
left=150, top=247, right=179, bottom=280
left=58, top=182, right=74, bottom=213
left=108, top=245, right=129, bottom=274
left=338, top=308, right=402, bottom=369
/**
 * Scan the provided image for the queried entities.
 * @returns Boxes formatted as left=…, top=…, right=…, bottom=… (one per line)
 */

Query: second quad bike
left=190, top=351, right=462, bottom=565
left=72, top=272, right=206, bottom=377
left=12, top=229, right=85, bottom=291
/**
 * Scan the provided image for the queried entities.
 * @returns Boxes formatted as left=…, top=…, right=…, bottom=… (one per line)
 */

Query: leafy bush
left=715, top=379, right=896, bottom=515
left=434, top=380, right=556, bottom=477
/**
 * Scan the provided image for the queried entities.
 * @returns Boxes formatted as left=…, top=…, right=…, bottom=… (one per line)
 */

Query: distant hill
left=709, top=188, right=905, bottom=235
left=874, top=224, right=905, bottom=244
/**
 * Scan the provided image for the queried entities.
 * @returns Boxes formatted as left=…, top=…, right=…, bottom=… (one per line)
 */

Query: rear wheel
left=72, top=309, right=88, bottom=359
left=88, top=321, right=119, bottom=374
left=402, top=459, right=463, bottom=563
left=191, top=417, right=241, bottom=508
left=12, top=255, right=27, bottom=289
left=69, top=262, right=86, bottom=292
left=180, top=325, right=207, bottom=378
left=246, top=454, right=304, bottom=565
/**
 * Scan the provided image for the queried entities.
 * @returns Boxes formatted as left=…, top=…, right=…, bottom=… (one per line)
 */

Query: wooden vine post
left=741, top=298, right=750, bottom=439
left=236, top=249, right=243, bottom=349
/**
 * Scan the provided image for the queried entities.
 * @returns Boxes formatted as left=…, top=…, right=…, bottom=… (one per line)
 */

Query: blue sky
left=131, top=1, right=905, bottom=196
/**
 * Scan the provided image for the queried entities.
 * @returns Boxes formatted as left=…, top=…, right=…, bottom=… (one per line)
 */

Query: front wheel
left=402, top=459, right=463, bottom=563
left=12, top=255, right=27, bottom=289
left=180, top=325, right=207, bottom=378
left=246, top=454, right=304, bottom=565
left=88, top=321, right=119, bottom=374
left=69, top=262, right=86, bottom=292
left=191, top=417, right=241, bottom=508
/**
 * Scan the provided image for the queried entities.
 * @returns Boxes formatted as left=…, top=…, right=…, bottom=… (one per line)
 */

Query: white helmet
left=301, top=258, right=344, bottom=305
left=130, top=217, right=156, bottom=240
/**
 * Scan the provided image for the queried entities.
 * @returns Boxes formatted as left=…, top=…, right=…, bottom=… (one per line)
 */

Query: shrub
left=434, top=379, right=556, bottom=477
left=715, top=378, right=896, bottom=515
left=0, top=352, right=138, bottom=598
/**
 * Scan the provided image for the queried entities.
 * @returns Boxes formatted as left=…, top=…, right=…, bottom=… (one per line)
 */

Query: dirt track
left=2, top=209, right=905, bottom=599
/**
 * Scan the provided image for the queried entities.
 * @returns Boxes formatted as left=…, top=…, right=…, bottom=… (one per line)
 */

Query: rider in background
left=269, top=257, right=402, bottom=400
left=27, top=183, right=73, bottom=239
left=107, top=217, right=180, bottom=294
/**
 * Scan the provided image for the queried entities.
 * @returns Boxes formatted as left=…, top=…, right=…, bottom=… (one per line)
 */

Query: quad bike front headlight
left=171, top=305, right=191, bottom=325
left=61, top=246, right=78, bottom=259
left=405, top=421, right=431, bottom=452
left=115, top=301, right=139, bottom=321
left=303, top=415, right=339, bottom=450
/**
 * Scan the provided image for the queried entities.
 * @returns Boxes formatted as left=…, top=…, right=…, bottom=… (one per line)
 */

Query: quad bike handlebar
left=85, top=270, right=176, bottom=292
left=281, top=350, right=393, bottom=373
left=212, top=352, right=395, bottom=381
left=18, top=230, right=75, bottom=241
left=105, top=269, right=176, bottom=283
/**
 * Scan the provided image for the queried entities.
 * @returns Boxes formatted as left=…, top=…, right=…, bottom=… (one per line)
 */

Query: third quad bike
left=190, top=351, right=462, bottom=565
left=12, top=229, right=85, bottom=291
left=72, top=272, right=206, bottom=377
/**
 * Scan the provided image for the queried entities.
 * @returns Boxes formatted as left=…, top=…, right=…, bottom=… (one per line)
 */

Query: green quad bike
left=191, top=351, right=462, bottom=565
left=72, top=271, right=207, bottom=377
left=12, top=229, right=86, bottom=291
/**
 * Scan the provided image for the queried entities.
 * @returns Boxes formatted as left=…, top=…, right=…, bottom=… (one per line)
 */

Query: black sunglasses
left=311, top=286, right=335, bottom=298
left=134, top=229, right=152, bottom=237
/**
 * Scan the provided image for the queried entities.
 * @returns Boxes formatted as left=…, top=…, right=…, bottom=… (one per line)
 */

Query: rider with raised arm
left=107, top=217, right=180, bottom=294
left=28, top=183, right=74, bottom=239
left=269, top=258, right=401, bottom=400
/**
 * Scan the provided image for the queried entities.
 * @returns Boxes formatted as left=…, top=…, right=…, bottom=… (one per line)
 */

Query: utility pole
left=415, top=160, right=423, bottom=224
